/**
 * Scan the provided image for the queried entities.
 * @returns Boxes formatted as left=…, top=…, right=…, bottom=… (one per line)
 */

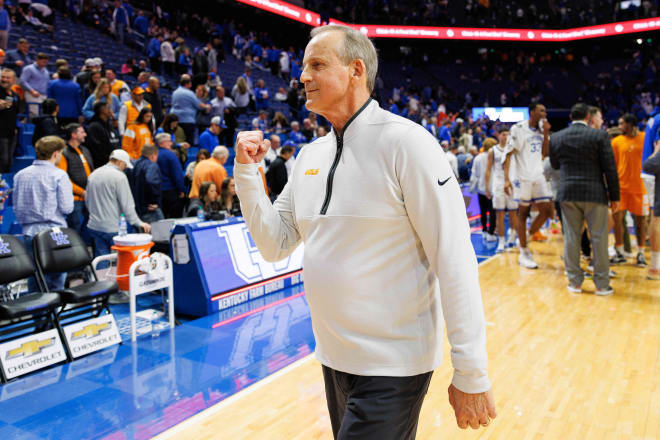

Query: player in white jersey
left=503, top=102, right=553, bottom=269
left=485, top=126, right=518, bottom=253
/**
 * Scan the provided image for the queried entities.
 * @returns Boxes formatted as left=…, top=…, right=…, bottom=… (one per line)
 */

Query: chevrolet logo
left=6, top=338, right=55, bottom=360
left=72, top=323, right=111, bottom=340
left=305, top=169, right=319, bottom=176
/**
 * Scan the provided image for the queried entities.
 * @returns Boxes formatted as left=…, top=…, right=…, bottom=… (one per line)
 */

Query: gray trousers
left=560, top=201, right=610, bottom=289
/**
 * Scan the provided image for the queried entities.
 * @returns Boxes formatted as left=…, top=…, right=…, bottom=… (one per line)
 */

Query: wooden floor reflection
left=157, top=238, right=659, bottom=440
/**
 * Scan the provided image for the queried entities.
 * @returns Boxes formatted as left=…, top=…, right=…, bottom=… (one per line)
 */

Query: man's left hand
left=448, top=384, right=496, bottom=430
left=29, top=90, right=40, bottom=97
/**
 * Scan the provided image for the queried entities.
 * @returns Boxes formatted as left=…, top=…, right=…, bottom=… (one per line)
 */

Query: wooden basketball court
left=156, top=238, right=659, bottom=440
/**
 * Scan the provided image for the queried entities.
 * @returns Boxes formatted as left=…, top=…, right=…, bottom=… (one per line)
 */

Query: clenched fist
left=236, top=130, right=271, bottom=165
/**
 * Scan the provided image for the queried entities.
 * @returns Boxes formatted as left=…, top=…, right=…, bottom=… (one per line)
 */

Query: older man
left=5, top=38, right=31, bottom=75
left=189, top=145, right=228, bottom=199
left=234, top=25, right=495, bottom=438
left=171, top=75, right=210, bottom=144
left=154, top=132, right=185, bottom=218
left=550, top=103, right=620, bottom=295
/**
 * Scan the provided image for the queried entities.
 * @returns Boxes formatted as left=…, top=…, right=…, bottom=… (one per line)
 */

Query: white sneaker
left=518, top=253, right=539, bottom=269
left=487, top=232, right=498, bottom=242
left=496, top=241, right=505, bottom=253
left=567, top=284, right=582, bottom=294
left=595, top=286, right=614, bottom=296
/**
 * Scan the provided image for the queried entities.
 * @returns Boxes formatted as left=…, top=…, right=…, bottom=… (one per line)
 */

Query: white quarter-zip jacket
left=235, top=100, right=490, bottom=393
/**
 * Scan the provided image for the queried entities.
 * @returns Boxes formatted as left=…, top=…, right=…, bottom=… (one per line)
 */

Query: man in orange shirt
left=189, top=145, right=229, bottom=199
left=611, top=113, right=649, bottom=267
left=58, top=123, right=94, bottom=234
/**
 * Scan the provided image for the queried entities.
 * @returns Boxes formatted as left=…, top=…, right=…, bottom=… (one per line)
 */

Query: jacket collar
left=330, top=98, right=376, bottom=142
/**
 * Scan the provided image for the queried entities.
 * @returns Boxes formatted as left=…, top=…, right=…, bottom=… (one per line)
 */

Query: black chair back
left=0, top=235, right=36, bottom=285
left=33, top=228, right=92, bottom=274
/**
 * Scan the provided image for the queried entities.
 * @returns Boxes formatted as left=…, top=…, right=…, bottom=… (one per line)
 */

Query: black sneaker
left=610, top=251, right=626, bottom=264
left=636, top=252, right=648, bottom=268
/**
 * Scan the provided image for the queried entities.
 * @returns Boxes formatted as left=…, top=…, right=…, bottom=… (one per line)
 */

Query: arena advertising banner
left=0, top=329, right=67, bottom=379
left=62, top=314, right=121, bottom=359
left=236, top=0, right=660, bottom=42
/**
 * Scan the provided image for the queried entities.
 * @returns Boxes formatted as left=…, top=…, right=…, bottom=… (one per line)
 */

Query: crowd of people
left=305, top=0, right=659, bottom=28
left=461, top=101, right=659, bottom=288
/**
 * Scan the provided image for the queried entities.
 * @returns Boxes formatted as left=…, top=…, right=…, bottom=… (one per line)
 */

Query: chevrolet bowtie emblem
left=6, top=338, right=55, bottom=360
left=305, top=169, right=319, bottom=176
left=72, top=323, right=111, bottom=340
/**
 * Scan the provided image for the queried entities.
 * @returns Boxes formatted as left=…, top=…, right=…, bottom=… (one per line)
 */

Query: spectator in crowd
left=118, top=86, right=151, bottom=135
left=445, top=142, right=459, bottom=178
left=161, top=37, right=175, bottom=77
left=144, top=76, right=164, bottom=127
left=32, top=98, right=62, bottom=144
left=132, top=143, right=163, bottom=223
left=86, top=101, right=121, bottom=168
left=13, top=136, right=73, bottom=291
left=252, top=110, right=269, bottom=132
left=0, top=0, right=9, bottom=50
left=210, top=85, right=236, bottom=146
left=82, top=78, right=121, bottom=121
left=154, top=132, right=186, bottom=218
left=105, top=68, right=130, bottom=102
left=171, top=75, right=210, bottom=144
left=550, top=103, right=620, bottom=295
left=82, top=70, right=102, bottom=102
left=271, top=111, right=289, bottom=134
left=274, top=86, right=287, bottom=102
left=254, top=79, right=269, bottom=111
left=20, top=52, right=49, bottom=117
left=47, top=67, right=83, bottom=127
left=287, top=79, right=302, bottom=119
left=611, top=113, right=649, bottom=266
left=279, top=50, right=290, bottom=82
left=643, top=140, right=660, bottom=280
left=147, top=34, right=162, bottom=73
left=111, top=0, right=130, bottom=45
left=5, top=38, right=31, bottom=75
left=456, top=146, right=473, bottom=182
left=265, top=145, right=294, bottom=202
left=157, top=113, right=189, bottom=165
left=470, top=137, right=497, bottom=243
left=178, top=47, right=192, bottom=75
left=0, top=68, right=19, bottom=173
left=195, top=83, right=212, bottom=135
left=58, top=123, right=94, bottom=234
left=122, top=107, right=154, bottom=160
left=74, top=58, right=97, bottom=91
left=136, top=71, right=149, bottom=90
left=240, top=66, right=254, bottom=92
left=288, top=121, right=306, bottom=144
left=189, top=145, right=228, bottom=199
left=219, top=177, right=240, bottom=215
left=186, top=181, right=220, bottom=217
left=231, top=76, right=251, bottom=115
left=133, top=10, right=149, bottom=35
left=185, top=148, right=210, bottom=184
left=301, top=118, right=315, bottom=141
left=86, top=149, right=151, bottom=291
left=199, top=116, right=225, bottom=151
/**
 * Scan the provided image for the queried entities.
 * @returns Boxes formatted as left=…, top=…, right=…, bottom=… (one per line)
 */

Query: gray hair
left=212, top=146, right=229, bottom=159
left=310, top=25, right=378, bottom=94
left=154, top=132, right=172, bottom=146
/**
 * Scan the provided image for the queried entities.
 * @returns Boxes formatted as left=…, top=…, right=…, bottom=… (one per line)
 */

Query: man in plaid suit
left=550, top=103, right=620, bottom=296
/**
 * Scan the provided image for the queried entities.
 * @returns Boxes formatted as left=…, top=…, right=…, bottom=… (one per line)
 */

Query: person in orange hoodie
left=122, top=107, right=154, bottom=160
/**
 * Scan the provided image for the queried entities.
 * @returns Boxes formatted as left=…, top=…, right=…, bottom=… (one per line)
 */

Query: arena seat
left=32, top=228, right=117, bottom=321
left=0, top=234, right=67, bottom=381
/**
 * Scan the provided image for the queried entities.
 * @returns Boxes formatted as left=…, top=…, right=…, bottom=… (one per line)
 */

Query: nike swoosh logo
left=438, top=177, right=451, bottom=186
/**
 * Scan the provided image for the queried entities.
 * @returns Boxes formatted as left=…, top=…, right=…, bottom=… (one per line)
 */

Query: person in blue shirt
left=0, top=0, right=11, bottom=51
left=178, top=48, right=192, bottom=75
left=198, top=116, right=225, bottom=151
left=147, top=34, right=162, bottom=74
left=132, top=143, right=163, bottom=223
left=5, top=38, right=32, bottom=75
left=112, top=0, right=130, bottom=45
left=438, top=119, right=452, bottom=144
left=288, top=121, right=307, bottom=145
left=290, top=58, right=302, bottom=82
left=171, top=75, right=210, bottom=144
left=388, top=98, right=399, bottom=115
left=643, top=108, right=660, bottom=162
left=254, top=79, right=270, bottom=111
left=133, top=10, right=149, bottom=35
left=154, top=132, right=186, bottom=218
left=47, top=66, right=82, bottom=126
